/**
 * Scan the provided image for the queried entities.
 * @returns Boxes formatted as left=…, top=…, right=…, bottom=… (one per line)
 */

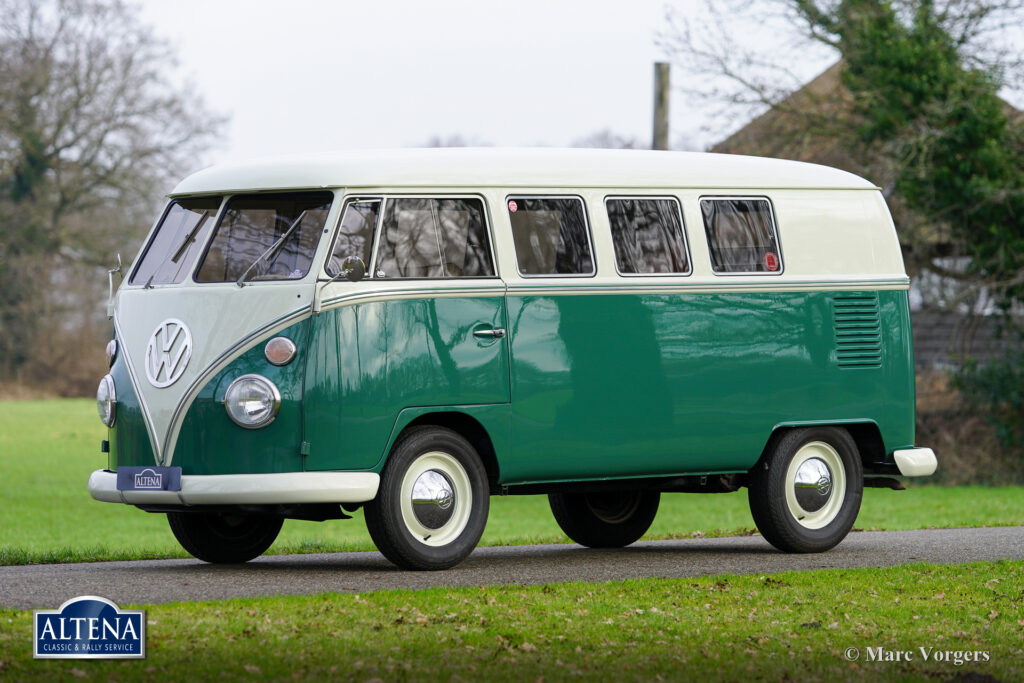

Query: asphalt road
left=2, top=527, right=1022, bottom=609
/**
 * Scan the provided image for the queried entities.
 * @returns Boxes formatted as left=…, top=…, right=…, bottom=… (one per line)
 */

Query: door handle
left=473, top=328, right=506, bottom=339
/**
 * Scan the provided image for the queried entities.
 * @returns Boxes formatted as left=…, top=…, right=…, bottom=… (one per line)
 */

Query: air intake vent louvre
left=832, top=294, right=882, bottom=369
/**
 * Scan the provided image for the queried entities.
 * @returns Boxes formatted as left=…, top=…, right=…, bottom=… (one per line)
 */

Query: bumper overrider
left=88, top=469, right=379, bottom=506
left=892, top=448, right=938, bottom=477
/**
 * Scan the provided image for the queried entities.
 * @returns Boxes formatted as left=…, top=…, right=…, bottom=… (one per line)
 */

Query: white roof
left=169, top=148, right=877, bottom=196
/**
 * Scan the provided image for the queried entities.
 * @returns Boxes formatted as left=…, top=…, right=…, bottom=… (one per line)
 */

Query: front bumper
left=88, top=469, right=379, bottom=505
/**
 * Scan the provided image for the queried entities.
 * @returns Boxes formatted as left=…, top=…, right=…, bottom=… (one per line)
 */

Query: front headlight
left=97, top=374, right=117, bottom=427
left=224, top=374, right=281, bottom=429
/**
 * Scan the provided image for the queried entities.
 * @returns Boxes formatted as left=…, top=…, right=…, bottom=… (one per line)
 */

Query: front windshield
left=195, top=191, right=333, bottom=283
left=130, top=197, right=222, bottom=286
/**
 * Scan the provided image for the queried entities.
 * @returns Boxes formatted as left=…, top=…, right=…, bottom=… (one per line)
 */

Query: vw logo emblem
left=816, top=476, right=832, bottom=497
left=435, top=490, right=454, bottom=510
left=145, top=319, right=193, bottom=388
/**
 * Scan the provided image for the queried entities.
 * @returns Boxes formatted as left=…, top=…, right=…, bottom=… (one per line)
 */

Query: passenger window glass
left=196, top=192, right=333, bottom=283
left=327, top=199, right=378, bottom=277
left=508, top=196, right=593, bottom=276
left=606, top=197, right=689, bottom=275
left=130, top=197, right=222, bottom=285
left=701, top=198, right=782, bottom=274
left=375, top=197, right=493, bottom=278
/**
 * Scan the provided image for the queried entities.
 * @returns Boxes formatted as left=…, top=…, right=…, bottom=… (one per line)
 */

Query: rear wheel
left=167, top=511, right=283, bottom=563
left=747, top=426, right=863, bottom=553
left=365, top=426, right=489, bottom=570
left=549, top=490, right=660, bottom=548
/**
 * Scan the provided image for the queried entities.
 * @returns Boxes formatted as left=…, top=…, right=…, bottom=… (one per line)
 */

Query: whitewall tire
left=365, top=426, right=489, bottom=570
left=748, top=426, right=863, bottom=553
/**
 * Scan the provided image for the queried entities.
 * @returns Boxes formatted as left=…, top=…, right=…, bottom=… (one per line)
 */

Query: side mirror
left=340, top=256, right=366, bottom=282
left=106, top=253, right=124, bottom=319
left=313, top=256, right=366, bottom=315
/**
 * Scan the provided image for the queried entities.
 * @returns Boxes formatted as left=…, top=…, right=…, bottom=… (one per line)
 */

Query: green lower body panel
left=107, top=350, right=156, bottom=470
left=501, top=289, right=915, bottom=483
left=112, top=288, right=916, bottom=485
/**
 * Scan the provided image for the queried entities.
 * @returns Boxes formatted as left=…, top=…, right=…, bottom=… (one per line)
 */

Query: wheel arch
left=762, top=420, right=885, bottom=472
left=383, top=408, right=503, bottom=494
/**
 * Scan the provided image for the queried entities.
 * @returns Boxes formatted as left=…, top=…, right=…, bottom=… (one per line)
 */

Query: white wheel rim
left=399, top=451, right=472, bottom=547
left=784, top=441, right=846, bottom=530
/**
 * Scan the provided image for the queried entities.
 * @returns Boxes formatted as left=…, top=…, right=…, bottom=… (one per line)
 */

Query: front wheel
left=549, top=490, right=660, bottom=548
left=167, top=511, right=283, bottom=563
left=365, top=426, right=489, bottom=570
left=747, top=426, right=863, bottom=553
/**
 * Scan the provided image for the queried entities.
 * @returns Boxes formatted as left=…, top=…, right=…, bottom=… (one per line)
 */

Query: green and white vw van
left=89, top=149, right=937, bottom=570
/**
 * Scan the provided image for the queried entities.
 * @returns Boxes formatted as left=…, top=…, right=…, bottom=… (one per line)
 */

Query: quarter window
left=508, top=196, right=594, bottom=276
left=606, top=197, right=690, bottom=275
left=130, top=197, right=222, bottom=286
left=327, top=199, right=379, bottom=277
left=375, top=197, right=494, bottom=278
left=700, top=198, right=782, bottom=274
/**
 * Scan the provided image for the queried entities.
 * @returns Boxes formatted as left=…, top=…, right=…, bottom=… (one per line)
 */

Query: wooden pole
left=652, top=62, right=670, bottom=150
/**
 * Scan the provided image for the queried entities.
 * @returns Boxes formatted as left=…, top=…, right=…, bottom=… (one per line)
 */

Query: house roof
left=712, top=61, right=878, bottom=175
left=713, top=60, right=1022, bottom=179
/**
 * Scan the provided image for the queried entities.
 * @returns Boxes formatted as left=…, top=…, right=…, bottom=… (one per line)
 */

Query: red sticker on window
left=508, top=200, right=518, bottom=213
left=763, top=251, right=779, bottom=271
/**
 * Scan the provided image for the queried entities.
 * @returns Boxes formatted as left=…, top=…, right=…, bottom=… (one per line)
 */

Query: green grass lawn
left=1, top=560, right=1021, bottom=681
left=2, top=399, right=1023, bottom=565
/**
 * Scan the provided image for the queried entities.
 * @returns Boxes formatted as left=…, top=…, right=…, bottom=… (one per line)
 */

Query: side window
left=507, top=196, right=594, bottom=276
left=375, top=197, right=494, bottom=278
left=606, top=197, right=690, bottom=275
left=130, top=197, right=222, bottom=285
left=327, top=199, right=378, bottom=276
left=700, top=198, right=782, bottom=274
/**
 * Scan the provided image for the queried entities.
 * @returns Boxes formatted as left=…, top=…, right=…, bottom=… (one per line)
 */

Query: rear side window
left=508, top=196, right=594, bottom=276
left=606, top=197, right=690, bottom=275
left=375, top=197, right=494, bottom=278
left=700, top=197, right=782, bottom=274
left=196, top=191, right=333, bottom=283
left=130, top=197, right=222, bottom=286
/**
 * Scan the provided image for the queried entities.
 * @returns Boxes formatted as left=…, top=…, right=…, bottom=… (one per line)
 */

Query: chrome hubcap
left=411, top=469, right=456, bottom=529
left=399, top=451, right=473, bottom=547
left=793, top=457, right=833, bottom=512
left=784, top=441, right=847, bottom=530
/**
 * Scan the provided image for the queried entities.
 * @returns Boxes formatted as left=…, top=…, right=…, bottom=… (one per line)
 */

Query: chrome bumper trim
left=87, top=469, right=380, bottom=505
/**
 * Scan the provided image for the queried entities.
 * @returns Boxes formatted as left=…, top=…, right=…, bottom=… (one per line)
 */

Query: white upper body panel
left=170, top=148, right=877, bottom=196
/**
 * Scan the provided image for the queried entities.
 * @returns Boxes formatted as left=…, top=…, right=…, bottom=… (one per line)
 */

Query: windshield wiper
left=235, top=210, right=307, bottom=287
left=170, top=211, right=210, bottom=264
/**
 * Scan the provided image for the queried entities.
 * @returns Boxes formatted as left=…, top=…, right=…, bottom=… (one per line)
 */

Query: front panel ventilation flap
left=832, top=293, right=882, bottom=369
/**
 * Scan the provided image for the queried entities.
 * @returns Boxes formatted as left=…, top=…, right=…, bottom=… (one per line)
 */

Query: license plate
left=116, top=466, right=182, bottom=492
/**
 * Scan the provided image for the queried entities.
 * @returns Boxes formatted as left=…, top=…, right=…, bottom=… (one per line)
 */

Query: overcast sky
left=135, top=0, right=1021, bottom=169
left=136, top=0, right=826, bottom=165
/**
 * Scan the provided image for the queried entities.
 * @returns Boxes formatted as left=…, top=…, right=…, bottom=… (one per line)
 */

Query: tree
left=0, top=0, right=224, bottom=392
left=660, top=0, right=1024, bottom=310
